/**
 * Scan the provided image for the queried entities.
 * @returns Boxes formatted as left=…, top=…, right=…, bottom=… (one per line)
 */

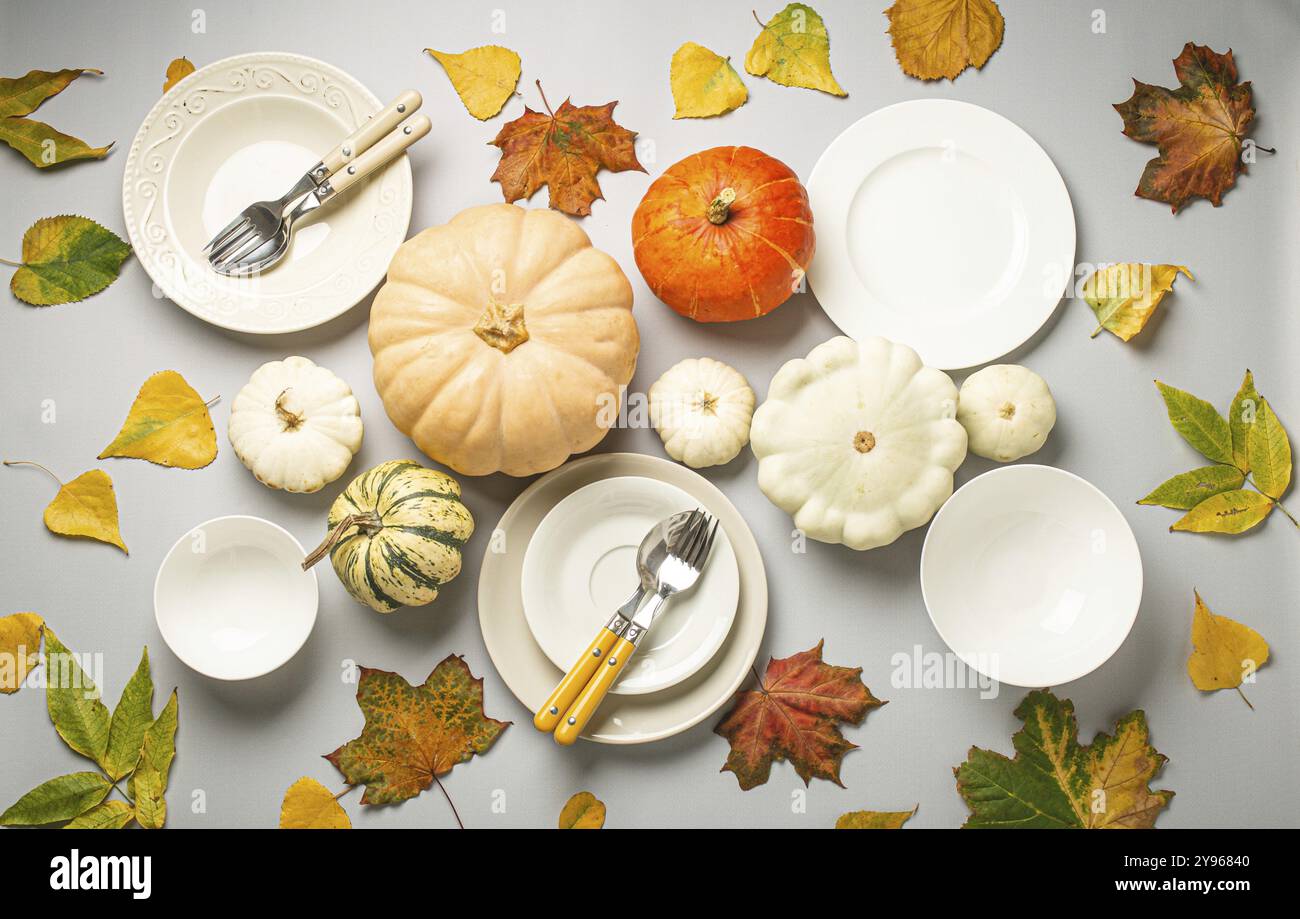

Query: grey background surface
left=2, top=0, right=1297, bottom=829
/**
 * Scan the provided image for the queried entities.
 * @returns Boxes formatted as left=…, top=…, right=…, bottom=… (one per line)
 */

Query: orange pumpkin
left=631, top=146, right=815, bottom=322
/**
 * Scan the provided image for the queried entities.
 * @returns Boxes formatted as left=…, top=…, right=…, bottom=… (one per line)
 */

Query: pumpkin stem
left=474, top=300, right=529, bottom=354
left=275, top=388, right=305, bottom=431
left=302, top=512, right=381, bottom=571
left=707, top=187, right=737, bottom=225
left=998, top=401, right=1017, bottom=420
left=699, top=392, right=719, bottom=415
left=853, top=431, right=876, bottom=454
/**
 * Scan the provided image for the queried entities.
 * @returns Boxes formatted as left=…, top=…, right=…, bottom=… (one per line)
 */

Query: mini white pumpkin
left=229, top=356, right=363, bottom=493
left=957, top=365, right=1056, bottom=462
left=750, top=336, right=967, bottom=551
left=649, top=358, right=755, bottom=468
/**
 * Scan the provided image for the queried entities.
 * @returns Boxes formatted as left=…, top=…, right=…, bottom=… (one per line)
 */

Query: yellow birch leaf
left=885, top=0, right=1005, bottom=81
left=1171, top=489, right=1273, bottom=534
left=745, top=4, right=846, bottom=96
left=99, top=370, right=217, bottom=469
left=280, top=777, right=352, bottom=829
left=1081, top=263, right=1193, bottom=341
left=835, top=806, right=916, bottom=829
left=558, top=791, right=605, bottom=829
left=1187, top=591, right=1269, bottom=706
left=425, top=46, right=521, bottom=120
left=4, top=461, right=127, bottom=552
left=0, top=612, right=43, bottom=693
left=670, top=42, right=748, bottom=119
left=162, top=57, right=195, bottom=93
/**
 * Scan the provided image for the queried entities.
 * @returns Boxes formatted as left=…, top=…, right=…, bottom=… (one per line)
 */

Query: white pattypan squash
left=229, top=356, right=363, bottom=494
left=957, top=365, right=1056, bottom=462
left=750, top=336, right=967, bottom=550
left=649, top=357, right=755, bottom=468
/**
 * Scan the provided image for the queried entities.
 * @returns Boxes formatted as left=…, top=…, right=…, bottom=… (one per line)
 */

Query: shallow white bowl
left=154, top=515, right=318, bottom=680
left=521, top=476, right=739, bottom=695
left=920, top=465, right=1142, bottom=687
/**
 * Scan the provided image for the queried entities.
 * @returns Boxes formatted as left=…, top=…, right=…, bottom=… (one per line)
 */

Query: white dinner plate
left=154, top=515, right=318, bottom=681
left=807, top=100, right=1075, bottom=369
left=920, top=465, right=1142, bottom=687
left=479, top=454, right=768, bottom=744
left=122, top=52, right=413, bottom=333
left=521, top=476, right=740, bottom=695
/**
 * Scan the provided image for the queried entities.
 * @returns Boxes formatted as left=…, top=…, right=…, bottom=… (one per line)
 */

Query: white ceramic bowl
left=154, top=516, right=318, bottom=680
left=521, top=476, right=739, bottom=695
left=920, top=465, right=1142, bottom=687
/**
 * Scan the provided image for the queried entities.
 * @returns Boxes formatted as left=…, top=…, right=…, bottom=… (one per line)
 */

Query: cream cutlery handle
left=319, top=89, right=422, bottom=175
left=326, top=115, right=430, bottom=194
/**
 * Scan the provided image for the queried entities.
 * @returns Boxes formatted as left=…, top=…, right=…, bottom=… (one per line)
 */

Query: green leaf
left=1247, top=397, right=1292, bottom=500
left=1171, top=489, right=1273, bottom=534
left=0, top=772, right=110, bottom=826
left=1156, top=380, right=1233, bottom=465
left=103, top=647, right=154, bottom=781
left=1228, top=370, right=1258, bottom=472
left=131, top=689, right=177, bottom=829
left=0, top=68, right=113, bottom=168
left=1138, top=465, right=1245, bottom=510
left=954, top=689, right=1173, bottom=829
left=9, top=215, right=131, bottom=306
left=63, top=799, right=134, bottom=830
left=43, top=628, right=111, bottom=767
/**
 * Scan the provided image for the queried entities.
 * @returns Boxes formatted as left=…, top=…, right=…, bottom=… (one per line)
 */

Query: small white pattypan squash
left=957, top=365, right=1056, bottom=462
left=750, top=336, right=967, bottom=550
left=649, top=357, right=755, bottom=468
left=229, top=356, right=363, bottom=493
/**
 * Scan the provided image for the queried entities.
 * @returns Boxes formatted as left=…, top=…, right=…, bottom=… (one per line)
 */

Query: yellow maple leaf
left=885, top=0, right=1005, bottom=81
left=280, top=777, right=351, bottom=829
left=1188, top=591, right=1269, bottom=708
left=670, top=42, right=748, bottom=119
left=1082, top=263, right=1193, bottom=341
left=163, top=57, right=195, bottom=93
left=3, top=461, right=127, bottom=552
left=0, top=612, right=44, bottom=693
left=99, top=370, right=217, bottom=469
left=425, top=46, right=520, bottom=120
left=558, top=791, right=605, bottom=829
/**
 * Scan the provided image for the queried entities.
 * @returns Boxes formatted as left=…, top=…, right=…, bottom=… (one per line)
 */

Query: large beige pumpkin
left=369, top=204, right=639, bottom=476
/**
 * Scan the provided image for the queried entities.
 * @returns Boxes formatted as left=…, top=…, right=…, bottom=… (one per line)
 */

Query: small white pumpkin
left=957, top=365, right=1056, bottom=462
left=229, top=356, right=363, bottom=493
left=649, top=358, right=755, bottom=468
left=750, top=336, right=967, bottom=551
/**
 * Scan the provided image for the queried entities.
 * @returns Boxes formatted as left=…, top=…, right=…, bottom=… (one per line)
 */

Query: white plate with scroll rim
left=920, top=465, right=1142, bottom=688
left=521, top=476, right=739, bottom=695
left=807, top=99, right=1075, bottom=369
left=121, top=51, right=413, bottom=334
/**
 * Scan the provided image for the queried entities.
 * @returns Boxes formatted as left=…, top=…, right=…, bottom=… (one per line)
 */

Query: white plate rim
left=121, top=50, right=413, bottom=334
left=479, top=453, right=768, bottom=744
left=919, top=464, right=1143, bottom=687
left=807, top=98, right=1076, bottom=369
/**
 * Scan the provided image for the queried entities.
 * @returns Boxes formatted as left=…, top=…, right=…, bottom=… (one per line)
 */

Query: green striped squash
left=308, top=460, right=474, bottom=613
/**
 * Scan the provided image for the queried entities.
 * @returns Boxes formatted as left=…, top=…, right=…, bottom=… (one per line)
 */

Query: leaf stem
left=432, top=773, right=464, bottom=829
left=752, top=10, right=765, bottom=27
left=1236, top=686, right=1255, bottom=710
left=334, top=783, right=358, bottom=801
left=1272, top=500, right=1299, bottom=528
left=1252, top=143, right=1276, bottom=154
left=0, top=257, right=23, bottom=268
left=3, top=459, right=62, bottom=485
left=534, top=79, right=554, bottom=118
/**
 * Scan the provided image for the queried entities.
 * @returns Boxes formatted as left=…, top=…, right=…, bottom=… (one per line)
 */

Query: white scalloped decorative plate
left=122, top=52, right=413, bottom=334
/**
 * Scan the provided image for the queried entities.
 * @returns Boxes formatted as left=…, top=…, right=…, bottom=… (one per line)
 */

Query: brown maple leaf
left=325, top=654, right=509, bottom=806
left=715, top=640, right=884, bottom=791
left=1114, top=43, right=1258, bottom=213
left=488, top=80, right=644, bottom=217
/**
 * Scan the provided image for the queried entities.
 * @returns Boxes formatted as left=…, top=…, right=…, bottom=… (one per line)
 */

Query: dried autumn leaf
left=489, top=82, right=645, bottom=217
left=1228, top=370, right=1258, bottom=472
left=280, top=777, right=352, bottom=829
left=99, top=370, right=217, bottom=469
left=4, top=461, right=127, bottom=552
left=425, top=46, right=520, bottom=120
left=670, top=42, right=748, bottom=119
left=163, top=57, right=195, bottom=93
left=1114, top=43, right=1257, bottom=213
left=0, top=68, right=113, bottom=167
left=745, top=3, right=846, bottom=96
left=131, top=689, right=178, bottom=830
left=103, top=648, right=154, bottom=781
left=714, top=640, right=884, bottom=790
left=1171, top=489, right=1273, bottom=534
left=43, top=628, right=111, bottom=767
left=1081, top=263, right=1192, bottom=341
left=1155, top=380, right=1233, bottom=465
left=326, top=655, right=509, bottom=807
left=0, top=772, right=111, bottom=826
left=6, top=215, right=131, bottom=306
left=955, top=689, right=1173, bottom=828
left=0, top=612, right=43, bottom=694
left=1246, top=396, right=1291, bottom=500
left=1138, top=464, right=1244, bottom=510
left=558, top=791, right=605, bottom=829
left=835, top=806, right=916, bottom=829
left=1187, top=591, right=1268, bottom=708
left=64, top=799, right=134, bottom=829
left=884, top=0, right=1004, bottom=81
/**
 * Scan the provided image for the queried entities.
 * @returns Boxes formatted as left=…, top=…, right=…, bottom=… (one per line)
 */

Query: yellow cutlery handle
left=554, top=637, right=635, bottom=746
left=533, top=628, right=621, bottom=733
